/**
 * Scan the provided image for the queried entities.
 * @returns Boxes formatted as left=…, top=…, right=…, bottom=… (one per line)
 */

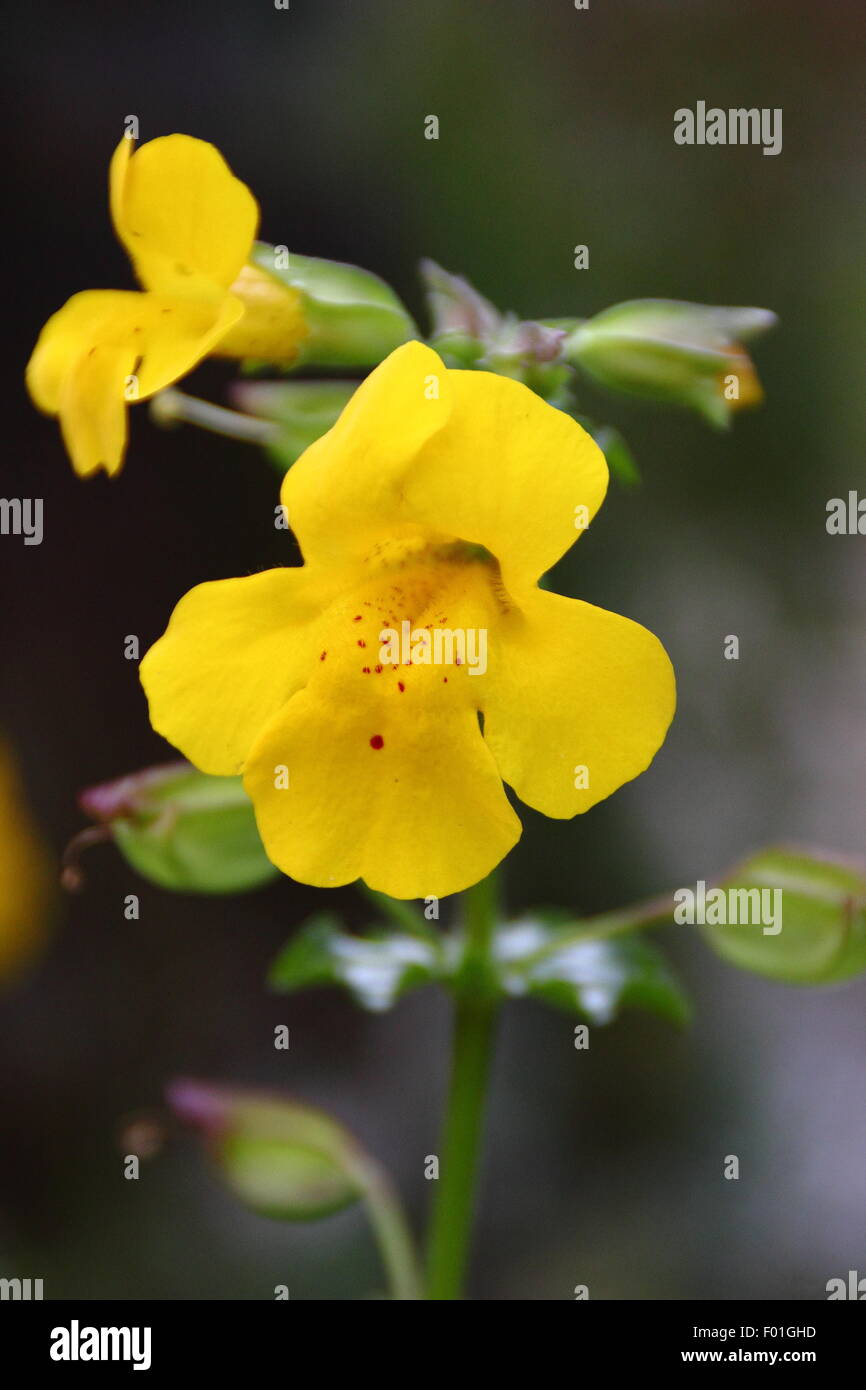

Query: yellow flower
left=0, top=739, right=55, bottom=983
left=141, top=342, right=675, bottom=899
left=26, top=134, right=305, bottom=477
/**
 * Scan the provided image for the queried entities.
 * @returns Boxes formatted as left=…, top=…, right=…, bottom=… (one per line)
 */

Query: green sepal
left=250, top=242, right=417, bottom=369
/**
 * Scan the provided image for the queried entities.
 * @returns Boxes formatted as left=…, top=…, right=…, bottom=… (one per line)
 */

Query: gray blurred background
left=1, top=0, right=864, bottom=1299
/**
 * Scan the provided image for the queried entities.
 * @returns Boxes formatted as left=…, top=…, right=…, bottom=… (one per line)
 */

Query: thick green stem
left=425, top=874, right=501, bottom=1300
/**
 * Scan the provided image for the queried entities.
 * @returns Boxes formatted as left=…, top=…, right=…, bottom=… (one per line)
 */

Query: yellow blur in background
left=0, top=738, right=55, bottom=984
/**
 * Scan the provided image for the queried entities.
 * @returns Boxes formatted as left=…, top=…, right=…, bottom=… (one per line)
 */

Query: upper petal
left=243, top=681, right=521, bottom=898
left=110, top=134, right=259, bottom=294
left=407, top=367, right=609, bottom=588
left=281, top=340, right=453, bottom=571
left=140, top=567, right=335, bottom=776
left=480, top=588, right=676, bottom=817
left=282, top=343, right=607, bottom=587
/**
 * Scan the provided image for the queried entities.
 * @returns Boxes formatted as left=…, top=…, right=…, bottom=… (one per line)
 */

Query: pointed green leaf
left=269, top=915, right=442, bottom=1012
left=494, top=915, right=690, bottom=1025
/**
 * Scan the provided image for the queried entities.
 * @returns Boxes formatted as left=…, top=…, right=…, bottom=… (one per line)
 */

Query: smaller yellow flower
left=26, top=134, right=304, bottom=477
left=141, top=342, right=676, bottom=900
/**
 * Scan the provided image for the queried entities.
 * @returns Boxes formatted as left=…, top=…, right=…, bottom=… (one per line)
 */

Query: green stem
left=150, top=388, right=278, bottom=444
left=358, top=884, right=439, bottom=944
left=425, top=874, right=501, bottom=1301
left=360, top=1162, right=423, bottom=1302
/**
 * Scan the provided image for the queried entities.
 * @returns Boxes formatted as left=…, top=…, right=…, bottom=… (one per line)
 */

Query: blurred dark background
left=1, top=0, right=864, bottom=1299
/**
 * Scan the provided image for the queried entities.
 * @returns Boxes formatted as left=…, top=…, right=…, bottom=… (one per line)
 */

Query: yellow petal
left=481, top=589, right=675, bottom=816
left=140, top=567, right=336, bottom=776
left=408, top=367, right=609, bottom=588
left=110, top=134, right=259, bottom=294
left=28, top=290, right=128, bottom=415
left=282, top=340, right=453, bottom=570
left=133, top=292, right=244, bottom=396
left=27, top=288, right=243, bottom=476
left=59, top=338, right=136, bottom=477
left=283, top=342, right=607, bottom=587
left=214, top=263, right=307, bottom=365
left=243, top=683, right=521, bottom=898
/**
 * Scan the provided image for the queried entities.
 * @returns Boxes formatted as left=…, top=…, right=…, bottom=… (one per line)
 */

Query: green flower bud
left=167, top=1079, right=366, bottom=1221
left=248, top=242, right=417, bottom=369
left=64, top=761, right=278, bottom=895
left=565, top=298, right=776, bottom=426
left=702, top=846, right=866, bottom=984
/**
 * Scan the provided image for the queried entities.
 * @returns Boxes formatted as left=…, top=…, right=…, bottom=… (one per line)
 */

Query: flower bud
left=565, top=299, right=776, bottom=426
left=702, top=846, right=866, bottom=984
left=65, top=761, right=278, bottom=895
left=167, top=1079, right=366, bottom=1220
left=240, top=242, right=417, bottom=369
left=420, top=259, right=570, bottom=397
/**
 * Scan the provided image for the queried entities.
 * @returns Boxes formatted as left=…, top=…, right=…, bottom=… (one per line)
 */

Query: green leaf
left=269, top=914, right=443, bottom=1012
left=494, top=915, right=690, bottom=1025
left=250, top=242, right=417, bottom=369
left=573, top=414, right=641, bottom=486
left=590, top=424, right=641, bottom=486
left=702, top=846, right=866, bottom=984
left=231, top=379, right=357, bottom=471
left=79, top=763, right=278, bottom=895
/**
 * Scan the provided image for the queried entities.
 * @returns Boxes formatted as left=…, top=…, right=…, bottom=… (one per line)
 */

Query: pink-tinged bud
left=64, top=762, right=278, bottom=895
left=167, top=1078, right=367, bottom=1221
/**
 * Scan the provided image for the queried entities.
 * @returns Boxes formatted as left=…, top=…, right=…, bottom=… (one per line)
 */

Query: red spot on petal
left=362, top=666, right=371, bottom=674
left=353, top=615, right=362, bottom=622
left=357, top=639, right=366, bottom=648
left=398, top=681, right=405, bottom=692
left=320, top=651, right=327, bottom=661
left=374, top=664, right=383, bottom=673
left=369, top=735, right=384, bottom=750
